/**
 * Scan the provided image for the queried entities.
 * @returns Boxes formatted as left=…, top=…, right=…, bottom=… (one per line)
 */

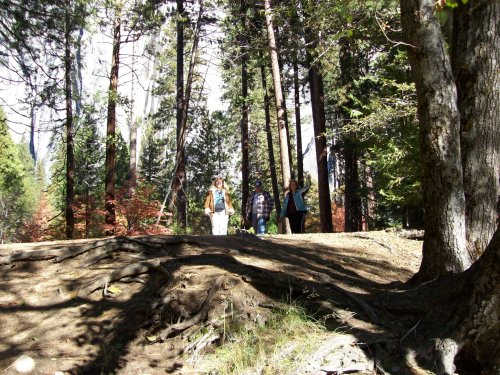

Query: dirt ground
left=0, top=230, right=423, bottom=375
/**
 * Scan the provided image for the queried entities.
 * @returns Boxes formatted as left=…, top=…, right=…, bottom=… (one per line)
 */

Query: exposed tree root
left=78, top=259, right=167, bottom=296
left=156, top=276, right=224, bottom=341
left=306, top=269, right=380, bottom=324
left=0, top=236, right=204, bottom=267
left=0, top=248, right=62, bottom=264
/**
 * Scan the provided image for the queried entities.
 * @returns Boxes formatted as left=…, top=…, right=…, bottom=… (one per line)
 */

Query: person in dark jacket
left=280, top=175, right=311, bottom=233
left=245, top=179, right=274, bottom=235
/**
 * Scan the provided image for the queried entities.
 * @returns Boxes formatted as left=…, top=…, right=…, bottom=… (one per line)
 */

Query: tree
left=0, top=109, right=41, bottom=243
left=168, top=0, right=205, bottom=229
left=452, top=0, right=500, bottom=260
left=292, top=56, right=304, bottom=187
left=263, top=0, right=292, bottom=232
left=104, top=10, right=121, bottom=236
left=64, top=0, right=75, bottom=239
left=396, top=1, right=499, bottom=368
left=336, top=39, right=357, bottom=232
left=302, top=1, right=333, bottom=233
left=171, top=0, right=187, bottom=228
left=74, top=106, right=104, bottom=238
left=139, top=123, right=165, bottom=187
left=401, top=0, right=469, bottom=281
left=401, top=0, right=500, bottom=281
left=259, top=53, right=281, bottom=217
left=239, top=0, right=250, bottom=222
left=0, top=0, right=60, bottom=163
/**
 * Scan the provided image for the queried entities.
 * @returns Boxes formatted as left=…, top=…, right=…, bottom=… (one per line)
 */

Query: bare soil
left=0, top=230, right=423, bottom=375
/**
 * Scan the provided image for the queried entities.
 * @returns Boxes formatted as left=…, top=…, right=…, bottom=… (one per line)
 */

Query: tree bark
left=300, top=0, right=333, bottom=233
left=65, top=0, right=74, bottom=239
left=293, top=57, right=304, bottom=187
left=401, top=0, right=469, bottom=282
left=104, top=14, right=121, bottom=236
left=305, top=50, right=333, bottom=233
left=338, top=39, right=362, bottom=233
left=263, top=0, right=292, bottom=233
left=171, top=0, right=186, bottom=228
left=240, top=0, right=250, bottom=222
left=363, top=161, right=376, bottom=231
left=456, top=225, right=500, bottom=373
left=399, top=226, right=500, bottom=374
left=452, top=0, right=500, bottom=261
left=259, top=54, right=281, bottom=217
left=128, top=40, right=138, bottom=189
left=274, top=26, right=293, bottom=174
left=168, top=0, right=203, bottom=228
left=343, top=139, right=362, bottom=232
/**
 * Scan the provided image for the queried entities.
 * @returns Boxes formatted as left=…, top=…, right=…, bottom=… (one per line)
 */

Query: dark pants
left=288, top=211, right=306, bottom=234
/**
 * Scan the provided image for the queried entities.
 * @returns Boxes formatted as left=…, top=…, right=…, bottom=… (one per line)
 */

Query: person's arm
left=225, top=190, right=235, bottom=215
left=245, top=193, right=252, bottom=217
left=204, top=191, right=212, bottom=215
left=300, top=173, right=312, bottom=195
left=263, top=192, right=273, bottom=220
left=268, top=192, right=275, bottom=212
left=280, top=195, right=288, bottom=218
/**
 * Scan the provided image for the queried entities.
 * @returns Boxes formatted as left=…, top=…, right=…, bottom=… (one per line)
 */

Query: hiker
left=204, top=177, right=234, bottom=235
left=280, top=174, right=311, bottom=233
left=245, top=179, right=275, bottom=235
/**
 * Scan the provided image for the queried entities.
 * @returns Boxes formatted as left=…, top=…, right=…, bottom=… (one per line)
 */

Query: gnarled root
left=156, top=276, right=224, bottom=342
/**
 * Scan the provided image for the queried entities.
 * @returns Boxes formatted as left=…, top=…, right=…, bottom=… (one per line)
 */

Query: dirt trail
left=0, top=231, right=422, bottom=374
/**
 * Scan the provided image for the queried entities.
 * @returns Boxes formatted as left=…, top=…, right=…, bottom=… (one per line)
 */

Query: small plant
left=201, top=304, right=324, bottom=374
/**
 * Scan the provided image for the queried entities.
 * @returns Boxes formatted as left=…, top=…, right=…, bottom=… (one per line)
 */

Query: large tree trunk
left=259, top=55, right=281, bottom=217
left=168, top=0, right=203, bottom=228
left=338, top=39, right=362, bottom=233
left=452, top=0, right=500, bottom=261
left=240, top=0, right=250, bottom=222
left=64, top=0, right=75, bottom=240
left=394, top=225, right=500, bottom=374
left=305, top=49, right=333, bottom=233
left=274, top=26, right=293, bottom=174
left=301, top=0, right=333, bottom=233
left=343, top=139, right=362, bottom=232
left=363, top=161, right=376, bottom=231
left=455, top=225, right=500, bottom=374
left=263, top=0, right=292, bottom=233
left=293, top=58, right=304, bottom=187
left=128, top=40, right=138, bottom=189
left=104, top=15, right=121, bottom=236
left=401, top=0, right=470, bottom=282
left=72, top=26, right=83, bottom=119
left=171, top=0, right=187, bottom=228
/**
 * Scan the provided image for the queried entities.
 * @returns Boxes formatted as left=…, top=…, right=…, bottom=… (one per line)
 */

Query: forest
left=0, top=0, right=499, bottom=374
left=1, top=0, right=429, bottom=241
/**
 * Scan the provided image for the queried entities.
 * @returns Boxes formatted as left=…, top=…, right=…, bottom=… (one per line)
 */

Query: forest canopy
left=0, top=0, right=427, bottom=242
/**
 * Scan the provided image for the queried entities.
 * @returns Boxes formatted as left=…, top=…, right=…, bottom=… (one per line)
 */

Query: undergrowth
left=200, top=304, right=326, bottom=374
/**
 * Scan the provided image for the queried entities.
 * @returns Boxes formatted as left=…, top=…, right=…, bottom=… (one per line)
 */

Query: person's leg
left=288, top=214, right=299, bottom=233
left=299, top=211, right=306, bottom=233
left=220, top=212, right=229, bottom=235
left=212, top=211, right=222, bottom=235
left=257, top=217, right=266, bottom=234
left=251, top=214, right=258, bottom=233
